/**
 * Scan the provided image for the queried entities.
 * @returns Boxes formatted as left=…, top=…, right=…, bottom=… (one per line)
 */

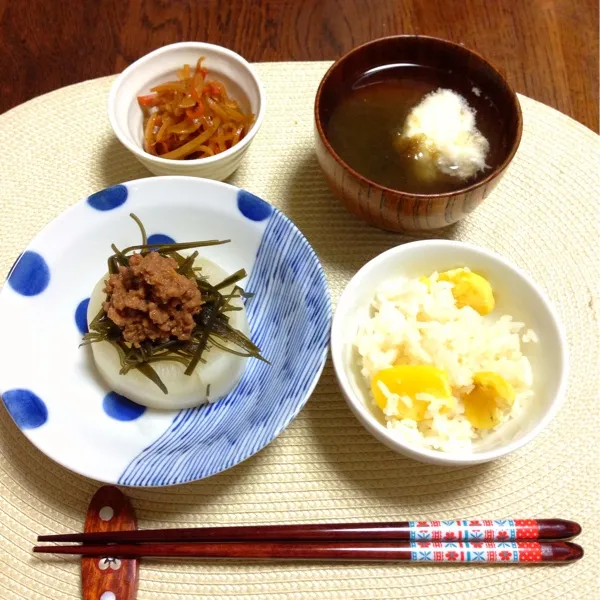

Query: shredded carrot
left=137, top=57, right=254, bottom=160
left=186, top=104, right=205, bottom=119
left=138, top=94, right=157, bottom=107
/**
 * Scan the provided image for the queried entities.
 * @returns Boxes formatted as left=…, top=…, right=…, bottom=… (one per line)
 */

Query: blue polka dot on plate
left=103, top=392, right=146, bottom=421
left=8, top=251, right=50, bottom=296
left=237, top=190, right=273, bottom=222
left=147, top=233, right=175, bottom=246
left=3, top=389, right=48, bottom=429
left=87, top=184, right=128, bottom=211
left=75, top=298, right=90, bottom=334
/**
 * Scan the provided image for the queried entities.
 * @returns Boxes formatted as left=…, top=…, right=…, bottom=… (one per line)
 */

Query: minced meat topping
left=103, top=251, right=203, bottom=347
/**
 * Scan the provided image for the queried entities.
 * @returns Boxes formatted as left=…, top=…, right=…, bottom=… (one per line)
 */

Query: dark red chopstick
left=37, top=518, right=580, bottom=544
left=32, top=540, right=583, bottom=563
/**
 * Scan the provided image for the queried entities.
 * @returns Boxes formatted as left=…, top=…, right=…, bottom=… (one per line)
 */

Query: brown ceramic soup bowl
left=314, top=36, right=522, bottom=232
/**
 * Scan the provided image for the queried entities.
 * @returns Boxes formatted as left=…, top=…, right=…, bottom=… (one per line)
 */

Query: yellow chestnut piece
left=438, top=268, right=495, bottom=315
left=371, top=365, right=452, bottom=421
left=418, top=276, right=431, bottom=290
left=463, top=371, right=516, bottom=430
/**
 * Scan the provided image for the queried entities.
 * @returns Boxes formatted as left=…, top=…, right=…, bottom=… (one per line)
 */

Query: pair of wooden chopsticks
left=35, top=519, right=583, bottom=564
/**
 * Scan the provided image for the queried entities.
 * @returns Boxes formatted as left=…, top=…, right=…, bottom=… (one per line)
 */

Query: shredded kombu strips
left=83, top=214, right=267, bottom=394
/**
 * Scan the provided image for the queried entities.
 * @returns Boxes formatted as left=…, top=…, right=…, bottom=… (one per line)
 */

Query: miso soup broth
left=324, top=64, right=507, bottom=194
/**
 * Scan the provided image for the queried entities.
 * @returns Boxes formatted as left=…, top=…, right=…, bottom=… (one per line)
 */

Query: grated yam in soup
left=354, top=270, right=536, bottom=453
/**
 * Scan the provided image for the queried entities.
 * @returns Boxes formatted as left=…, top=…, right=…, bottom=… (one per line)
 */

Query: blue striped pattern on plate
left=119, top=208, right=331, bottom=486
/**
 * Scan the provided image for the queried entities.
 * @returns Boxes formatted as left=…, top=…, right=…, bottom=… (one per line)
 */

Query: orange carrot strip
left=138, top=94, right=157, bottom=107
left=186, top=104, right=205, bottom=119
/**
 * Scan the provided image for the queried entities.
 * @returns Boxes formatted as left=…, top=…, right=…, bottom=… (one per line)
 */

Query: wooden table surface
left=1, top=0, right=598, bottom=131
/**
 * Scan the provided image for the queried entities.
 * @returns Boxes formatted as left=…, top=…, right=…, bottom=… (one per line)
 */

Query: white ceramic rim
left=107, top=41, right=266, bottom=167
left=0, top=175, right=332, bottom=486
left=331, top=239, right=570, bottom=465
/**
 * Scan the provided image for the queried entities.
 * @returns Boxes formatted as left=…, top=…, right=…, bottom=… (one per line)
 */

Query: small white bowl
left=108, top=42, right=265, bottom=181
left=331, top=240, right=568, bottom=466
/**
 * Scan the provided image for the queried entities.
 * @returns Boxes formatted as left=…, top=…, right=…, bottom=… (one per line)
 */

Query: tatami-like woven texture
left=1, top=62, right=599, bottom=599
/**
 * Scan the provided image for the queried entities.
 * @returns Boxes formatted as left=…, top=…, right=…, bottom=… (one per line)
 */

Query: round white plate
left=0, top=176, right=331, bottom=486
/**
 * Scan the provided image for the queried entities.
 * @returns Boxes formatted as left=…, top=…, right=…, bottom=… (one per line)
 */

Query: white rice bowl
left=354, top=272, right=537, bottom=453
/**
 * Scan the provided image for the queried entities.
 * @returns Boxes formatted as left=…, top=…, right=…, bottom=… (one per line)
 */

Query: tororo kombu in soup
left=324, top=64, right=507, bottom=195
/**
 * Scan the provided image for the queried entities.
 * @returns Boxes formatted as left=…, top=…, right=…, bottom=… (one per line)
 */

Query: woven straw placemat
left=0, top=62, right=599, bottom=600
